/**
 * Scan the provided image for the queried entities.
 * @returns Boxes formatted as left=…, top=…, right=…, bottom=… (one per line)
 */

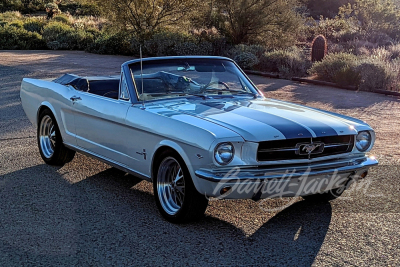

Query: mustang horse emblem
left=302, top=144, right=322, bottom=154
left=296, top=142, right=325, bottom=159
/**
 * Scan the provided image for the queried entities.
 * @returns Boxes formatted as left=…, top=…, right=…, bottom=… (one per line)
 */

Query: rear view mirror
left=177, top=66, right=195, bottom=71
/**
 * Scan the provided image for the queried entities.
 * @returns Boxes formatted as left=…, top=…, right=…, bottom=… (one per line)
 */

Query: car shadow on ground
left=0, top=165, right=332, bottom=266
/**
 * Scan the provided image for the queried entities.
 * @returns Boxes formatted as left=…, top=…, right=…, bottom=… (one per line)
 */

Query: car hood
left=146, top=97, right=371, bottom=142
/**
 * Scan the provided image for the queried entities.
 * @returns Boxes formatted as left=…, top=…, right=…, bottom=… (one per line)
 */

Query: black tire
left=302, top=186, right=346, bottom=202
left=153, top=150, right=208, bottom=223
left=37, top=109, right=75, bottom=166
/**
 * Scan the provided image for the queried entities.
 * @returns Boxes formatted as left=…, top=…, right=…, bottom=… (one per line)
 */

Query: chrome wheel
left=157, top=157, right=186, bottom=215
left=39, top=115, right=56, bottom=159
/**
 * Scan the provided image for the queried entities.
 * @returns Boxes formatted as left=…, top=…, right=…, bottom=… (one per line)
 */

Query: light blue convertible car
left=21, top=56, right=378, bottom=223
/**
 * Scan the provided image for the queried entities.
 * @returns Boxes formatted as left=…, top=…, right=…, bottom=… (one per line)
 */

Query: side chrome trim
left=64, top=143, right=151, bottom=182
left=195, top=156, right=378, bottom=183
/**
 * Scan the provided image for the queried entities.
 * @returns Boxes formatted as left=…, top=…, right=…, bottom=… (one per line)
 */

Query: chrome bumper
left=194, top=156, right=378, bottom=199
left=195, top=156, right=378, bottom=182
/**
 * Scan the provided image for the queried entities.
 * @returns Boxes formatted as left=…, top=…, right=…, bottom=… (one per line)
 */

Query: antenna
left=140, top=45, right=145, bottom=110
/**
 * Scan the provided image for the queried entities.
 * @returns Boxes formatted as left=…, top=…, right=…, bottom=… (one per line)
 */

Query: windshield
left=129, top=58, right=259, bottom=101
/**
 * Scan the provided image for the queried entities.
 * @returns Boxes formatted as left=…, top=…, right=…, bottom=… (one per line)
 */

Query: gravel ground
left=0, top=51, right=399, bottom=266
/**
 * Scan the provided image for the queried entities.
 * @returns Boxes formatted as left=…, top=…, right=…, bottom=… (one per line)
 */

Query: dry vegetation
left=1, top=0, right=400, bottom=91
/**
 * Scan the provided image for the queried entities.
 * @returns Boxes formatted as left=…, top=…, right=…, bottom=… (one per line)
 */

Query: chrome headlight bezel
left=214, top=142, right=235, bottom=165
left=355, top=131, right=372, bottom=152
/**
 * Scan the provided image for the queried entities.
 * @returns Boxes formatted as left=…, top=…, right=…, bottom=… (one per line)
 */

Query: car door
left=71, top=75, right=132, bottom=166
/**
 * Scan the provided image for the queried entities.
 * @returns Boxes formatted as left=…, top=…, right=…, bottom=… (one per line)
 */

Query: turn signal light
left=360, top=171, right=368, bottom=179
left=220, top=186, right=232, bottom=195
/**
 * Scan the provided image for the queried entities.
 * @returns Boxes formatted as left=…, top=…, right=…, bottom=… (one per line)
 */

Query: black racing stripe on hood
left=201, top=102, right=313, bottom=139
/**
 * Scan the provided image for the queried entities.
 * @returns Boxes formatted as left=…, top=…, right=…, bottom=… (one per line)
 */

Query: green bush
left=144, top=31, right=189, bottom=56
left=0, top=11, right=22, bottom=22
left=87, top=31, right=135, bottom=55
left=9, top=20, right=23, bottom=28
left=0, top=25, right=46, bottom=49
left=53, top=14, right=72, bottom=25
left=309, top=52, right=361, bottom=86
left=43, top=22, right=94, bottom=50
left=59, top=3, right=101, bottom=16
left=355, top=59, right=393, bottom=90
left=143, top=31, right=217, bottom=56
left=208, top=35, right=228, bottom=56
left=257, top=47, right=310, bottom=78
left=23, top=19, right=46, bottom=34
left=173, top=41, right=213, bottom=56
left=233, top=52, right=259, bottom=69
left=227, top=44, right=266, bottom=59
left=77, top=4, right=101, bottom=16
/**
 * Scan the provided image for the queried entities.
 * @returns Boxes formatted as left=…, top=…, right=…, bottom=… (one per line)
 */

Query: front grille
left=257, top=135, right=354, bottom=161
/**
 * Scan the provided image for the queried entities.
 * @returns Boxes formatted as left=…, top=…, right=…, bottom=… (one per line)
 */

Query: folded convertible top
left=53, top=74, right=89, bottom=91
left=53, top=74, right=119, bottom=92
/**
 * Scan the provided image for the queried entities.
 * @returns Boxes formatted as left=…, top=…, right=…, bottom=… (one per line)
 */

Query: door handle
left=70, top=96, right=82, bottom=102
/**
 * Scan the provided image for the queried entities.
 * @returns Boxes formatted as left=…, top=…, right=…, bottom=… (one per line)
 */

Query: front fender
left=151, top=140, right=212, bottom=194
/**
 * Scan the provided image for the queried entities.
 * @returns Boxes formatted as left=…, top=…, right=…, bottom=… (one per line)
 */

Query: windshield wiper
left=200, top=89, right=259, bottom=99
left=184, top=93, right=208, bottom=100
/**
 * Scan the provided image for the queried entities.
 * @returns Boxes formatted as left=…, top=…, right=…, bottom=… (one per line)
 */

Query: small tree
left=341, top=0, right=400, bottom=40
left=212, top=0, right=303, bottom=47
left=97, top=0, right=197, bottom=40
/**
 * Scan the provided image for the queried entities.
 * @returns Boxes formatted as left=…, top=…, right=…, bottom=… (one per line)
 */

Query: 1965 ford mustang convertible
left=20, top=56, right=378, bottom=223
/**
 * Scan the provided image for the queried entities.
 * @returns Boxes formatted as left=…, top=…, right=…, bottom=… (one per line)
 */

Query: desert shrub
left=173, top=41, right=213, bottom=56
left=9, top=20, right=23, bottom=28
left=42, top=21, right=73, bottom=45
left=53, top=14, right=72, bottom=25
left=333, top=30, right=362, bottom=43
left=59, top=3, right=100, bottom=16
left=43, top=22, right=94, bottom=50
left=23, top=19, right=46, bottom=33
left=214, top=0, right=302, bottom=46
left=70, top=16, right=108, bottom=31
left=58, top=2, right=80, bottom=14
left=388, top=44, right=400, bottom=60
left=309, top=52, right=360, bottom=86
left=355, top=59, right=393, bottom=90
left=257, top=47, right=310, bottom=78
left=0, top=25, right=46, bottom=49
left=227, top=44, right=266, bottom=59
left=233, top=52, right=259, bottom=69
left=328, top=43, right=343, bottom=53
left=143, top=31, right=216, bottom=56
left=143, top=31, right=189, bottom=56
left=0, top=11, right=22, bottom=22
left=76, top=4, right=101, bottom=17
left=207, top=34, right=229, bottom=56
left=87, top=31, right=135, bottom=55
left=371, top=47, right=392, bottom=61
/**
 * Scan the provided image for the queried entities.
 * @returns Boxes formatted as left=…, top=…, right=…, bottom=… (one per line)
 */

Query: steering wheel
left=201, top=81, right=230, bottom=92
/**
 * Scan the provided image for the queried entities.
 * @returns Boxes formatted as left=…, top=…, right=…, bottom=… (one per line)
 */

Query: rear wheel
left=153, top=150, right=208, bottom=223
left=37, top=109, right=75, bottom=166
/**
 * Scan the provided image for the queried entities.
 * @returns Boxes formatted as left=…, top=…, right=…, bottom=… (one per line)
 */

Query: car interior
left=53, top=74, right=120, bottom=100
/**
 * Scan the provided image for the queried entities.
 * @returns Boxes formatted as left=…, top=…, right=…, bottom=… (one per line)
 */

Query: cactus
left=311, top=35, right=327, bottom=62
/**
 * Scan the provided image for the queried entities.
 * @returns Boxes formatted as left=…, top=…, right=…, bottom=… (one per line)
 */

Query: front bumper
left=194, top=156, right=378, bottom=199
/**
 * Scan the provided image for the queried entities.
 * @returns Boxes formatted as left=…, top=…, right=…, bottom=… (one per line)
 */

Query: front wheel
left=37, top=109, right=75, bottom=166
left=153, top=150, right=208, bottom=223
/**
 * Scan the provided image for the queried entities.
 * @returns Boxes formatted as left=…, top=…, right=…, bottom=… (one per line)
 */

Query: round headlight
left=356, top=131, right=372, bottom=152
left=214, top=143, right=234, bottom=165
